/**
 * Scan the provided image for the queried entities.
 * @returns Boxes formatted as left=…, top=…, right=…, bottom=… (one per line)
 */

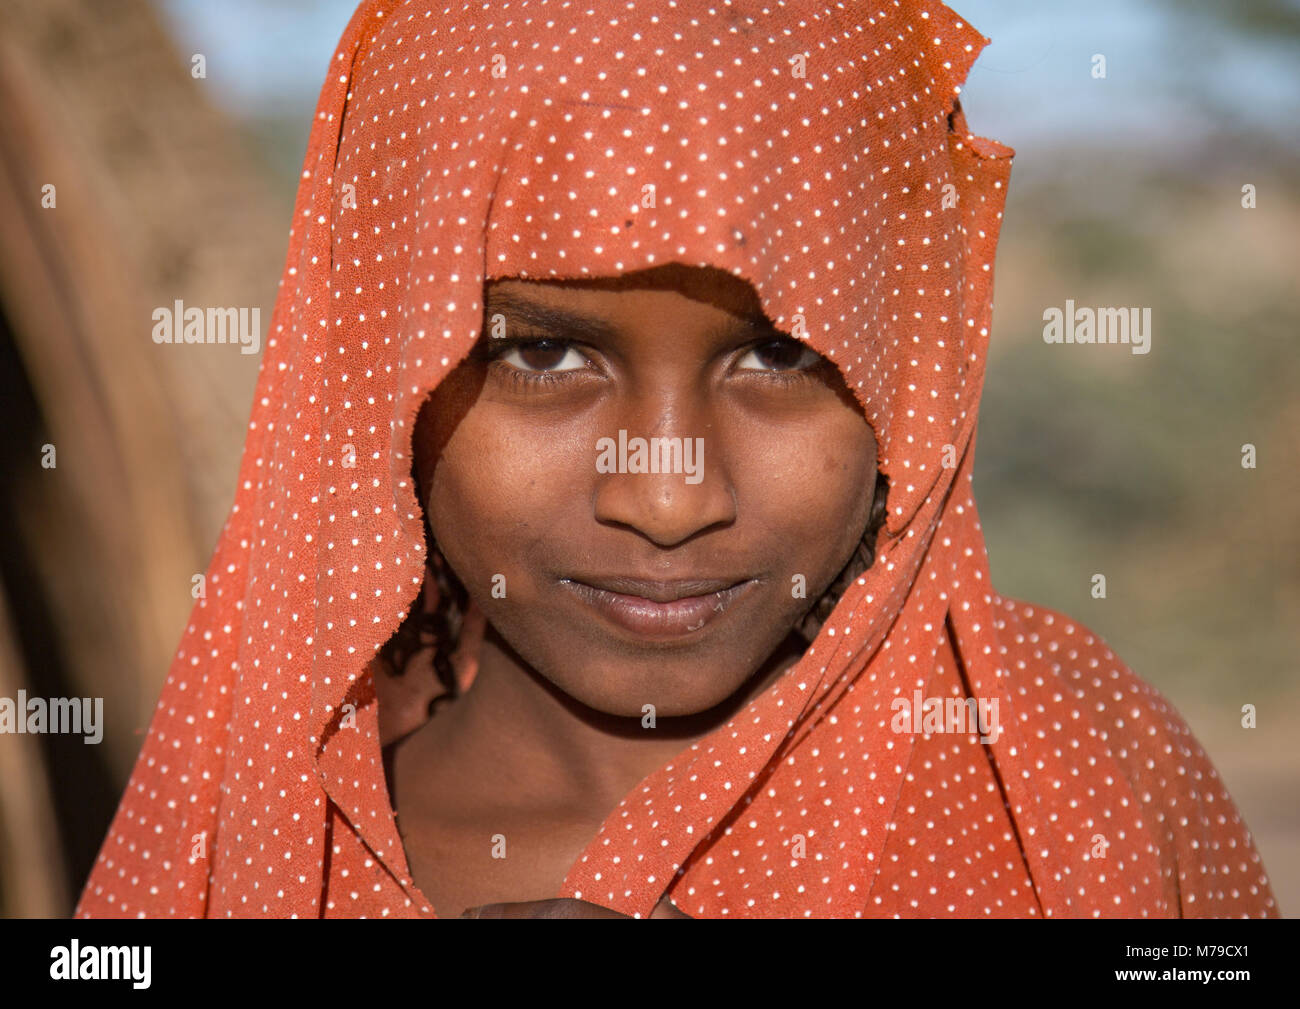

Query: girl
left=77, top=0, right=1276, bottom=918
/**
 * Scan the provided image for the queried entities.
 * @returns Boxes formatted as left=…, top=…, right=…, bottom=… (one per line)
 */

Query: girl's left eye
left=497, top=339, right=589, bottom=372
left=736, top=339, right=822, bottom=372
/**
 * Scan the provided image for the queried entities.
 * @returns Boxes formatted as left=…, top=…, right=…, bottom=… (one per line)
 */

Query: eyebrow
left=483, top=290, right=780, bottom=344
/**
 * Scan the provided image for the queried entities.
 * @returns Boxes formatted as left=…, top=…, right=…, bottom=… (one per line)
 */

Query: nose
left=591, top=398, right=736, bottom=548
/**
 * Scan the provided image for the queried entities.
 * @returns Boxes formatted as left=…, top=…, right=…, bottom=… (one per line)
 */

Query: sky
left=158, top=0, right=1299, bottom=171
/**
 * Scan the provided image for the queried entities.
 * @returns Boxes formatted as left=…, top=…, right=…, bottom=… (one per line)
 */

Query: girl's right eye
left=496, top=339, right=588, bottom=373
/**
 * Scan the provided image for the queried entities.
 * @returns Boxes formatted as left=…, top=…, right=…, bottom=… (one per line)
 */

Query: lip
left=558, top=576, right=756, bottom=639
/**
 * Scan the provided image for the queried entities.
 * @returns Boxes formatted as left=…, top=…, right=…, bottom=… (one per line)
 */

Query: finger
left=650, top=894, right=693, bottom=919
left=458, top=898, right=633, bottom=919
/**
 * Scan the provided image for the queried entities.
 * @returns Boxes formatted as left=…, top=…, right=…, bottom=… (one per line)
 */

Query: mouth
left=558, top=575, right=757, bottom=640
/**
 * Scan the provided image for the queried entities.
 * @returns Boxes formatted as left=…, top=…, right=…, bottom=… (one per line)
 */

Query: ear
left=373, top=576, right=446, bottom=746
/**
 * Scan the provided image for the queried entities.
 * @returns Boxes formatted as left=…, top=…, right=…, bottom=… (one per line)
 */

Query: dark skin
left=383, top=264, right=880, bottom=918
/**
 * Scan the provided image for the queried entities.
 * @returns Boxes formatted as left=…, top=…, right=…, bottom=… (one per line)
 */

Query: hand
left=459, top=894, right=691, bottom=918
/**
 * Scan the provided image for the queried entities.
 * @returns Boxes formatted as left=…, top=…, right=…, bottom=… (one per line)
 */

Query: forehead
left=486, top=264, right=767, bottom=324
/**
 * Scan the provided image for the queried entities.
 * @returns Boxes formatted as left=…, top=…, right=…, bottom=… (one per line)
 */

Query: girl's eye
left=736, top=339, right=822, bottom=373
left=498, top=339, right=589, bottom=373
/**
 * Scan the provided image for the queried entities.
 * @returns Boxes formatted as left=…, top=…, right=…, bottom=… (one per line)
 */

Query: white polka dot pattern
left=75, top=0, right=1276, bottom=918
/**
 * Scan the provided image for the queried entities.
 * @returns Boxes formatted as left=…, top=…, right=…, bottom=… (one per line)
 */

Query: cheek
left=423, top=408, right=587, bottom=591
left=734, top=412, right=877, bottom=547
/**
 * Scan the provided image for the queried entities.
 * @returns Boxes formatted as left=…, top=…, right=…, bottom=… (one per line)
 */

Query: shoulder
left=990, top=594, right=1174, bottom=737
left=991, top=593, right=1215, bottom=777
left=988, top=594, right=1278, bottom=917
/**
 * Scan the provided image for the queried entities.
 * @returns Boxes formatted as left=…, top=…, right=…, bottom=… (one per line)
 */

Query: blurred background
left=0, top=0, right=1295, bottom=917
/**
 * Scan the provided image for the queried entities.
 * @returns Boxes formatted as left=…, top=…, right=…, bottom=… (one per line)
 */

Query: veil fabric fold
left=77, top=0, right=1276, bottom=918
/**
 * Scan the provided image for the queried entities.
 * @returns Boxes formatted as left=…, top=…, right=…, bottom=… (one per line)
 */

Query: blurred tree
left=0, top=0, right=286, bottom=915
left=1170, top=0, right=1300, bottom=40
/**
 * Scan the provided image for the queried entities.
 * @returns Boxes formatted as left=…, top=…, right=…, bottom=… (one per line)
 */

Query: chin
left=542, top=655, right=756, bottom=720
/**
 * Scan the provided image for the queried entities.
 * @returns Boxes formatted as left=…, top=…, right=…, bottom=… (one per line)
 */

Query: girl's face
left=414, top=264, right=879, bottom=717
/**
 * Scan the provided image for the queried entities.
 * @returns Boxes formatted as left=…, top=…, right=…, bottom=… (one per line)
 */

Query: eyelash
left=481, top=331, right=821, bottom=389
left=498, top=360, right=572, bottom=392
left=481, top=334, right=588, bottom=390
